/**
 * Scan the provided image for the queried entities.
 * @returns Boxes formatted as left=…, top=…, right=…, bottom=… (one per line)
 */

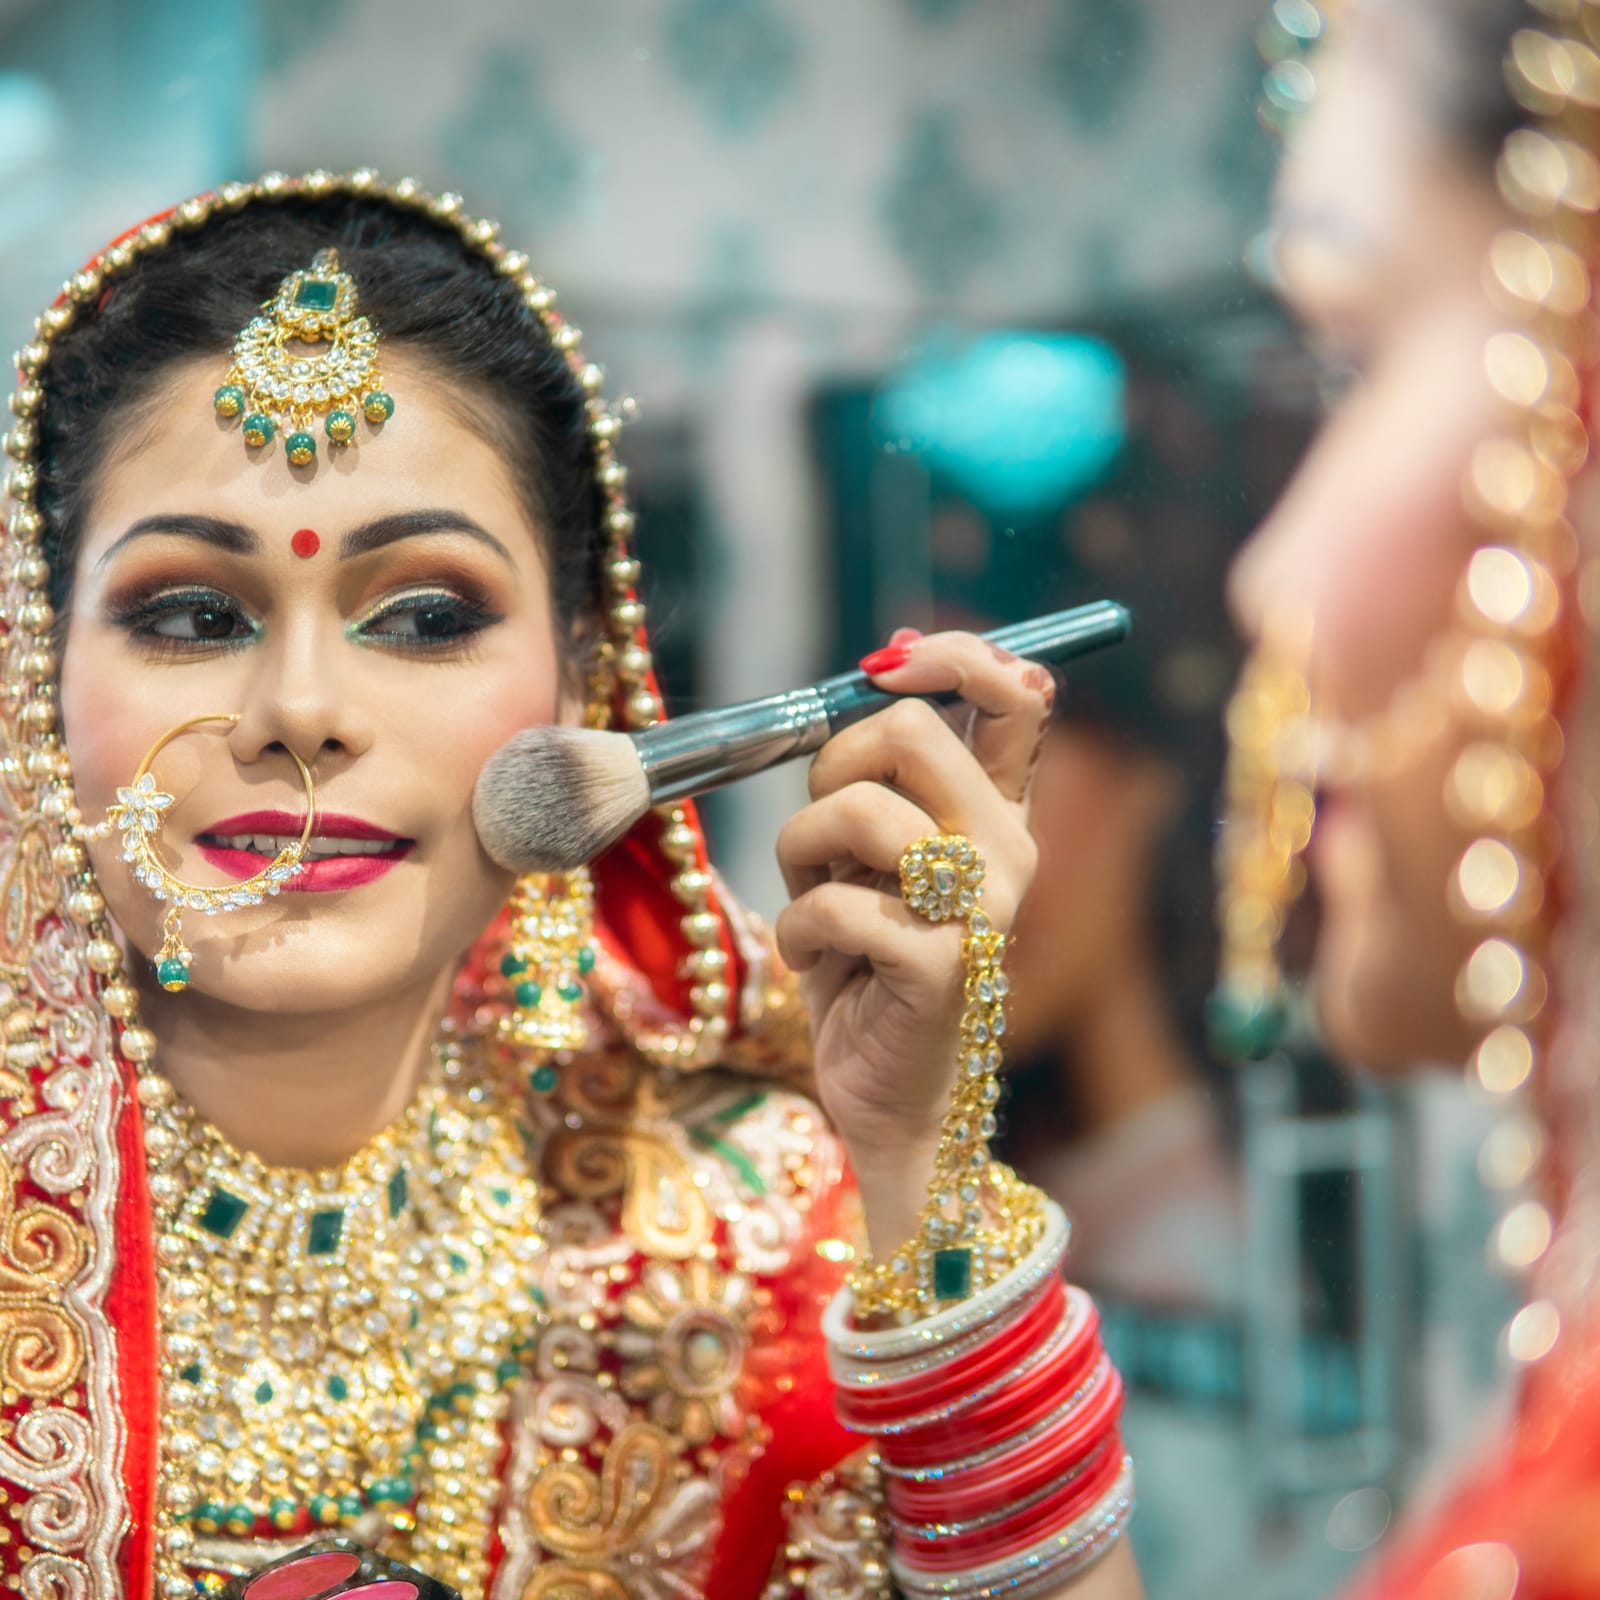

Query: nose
left=227, top=612, right=376, bottom=776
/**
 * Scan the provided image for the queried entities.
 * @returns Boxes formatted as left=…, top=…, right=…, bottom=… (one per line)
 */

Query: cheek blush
left=221, top=1539, right=456, bottom=1600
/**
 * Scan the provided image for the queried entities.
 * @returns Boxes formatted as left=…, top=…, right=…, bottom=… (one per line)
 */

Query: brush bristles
left=472, top=726, right=651, bottom=872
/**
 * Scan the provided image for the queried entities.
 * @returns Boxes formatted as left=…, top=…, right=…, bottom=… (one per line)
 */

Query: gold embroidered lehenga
left=0, top=172, right=885, bottom=1600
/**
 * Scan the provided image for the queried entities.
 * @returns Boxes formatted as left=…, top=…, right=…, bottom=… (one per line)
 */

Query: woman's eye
left=355, top=591, right=499, bottom=648
left=121, top=590, right=257, bottom=646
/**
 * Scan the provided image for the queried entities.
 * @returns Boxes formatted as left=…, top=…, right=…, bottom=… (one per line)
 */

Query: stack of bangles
left=825, top=1200, right=1133, bottom=1598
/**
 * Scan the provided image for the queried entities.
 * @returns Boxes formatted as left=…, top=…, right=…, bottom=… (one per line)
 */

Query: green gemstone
left=178, top=1361, right=203, bottom=1384
left=447, top=1251, right=470, bottom=1274
left=530, top=1064, right=559, bottom=1094
left=307, top=1207, right=344, bottom=1256
left=576, top=945, right=596, bottom=975
left=325, top=408, right=356, bottom=444
left=213, top=384, right=246, bottom=418
left=241, top=413, right=275, bottom=448
left=931, top=1245, right=974, bottom=1301
left=293, top=277, right=339, bottom=311
left=557, top=978, right=583, bottom=1003
left=198, top=1186, right=248, bottom=1240
left=156, top=956, right=190, bottom=992
left=500, top=952, right=527, bottom=978
left=285, top=430, right=316, bottom=466
left=514, top=980, right=542, bottom=1009
left=387, top=1165, right=408, bottom=1219
left=338, top=1493, right=363, bottom=1520
left=310, top=1493, right=340, bottom=1526
left=326, top=1373, right=349, bottom=1402
left=366, top=1476, right=409, bottom=1504
left=193, top=1501, right=223, bottom=1532
left=253, top=1379, right=273, bottom=1404
left=269, top=1497, right=297, bottom=1530
left=224, top=1504, right=254, bottom=1534
left=1205, top=985, right=1287, bottom=1063
left=362, top=390, right=394, bottom=423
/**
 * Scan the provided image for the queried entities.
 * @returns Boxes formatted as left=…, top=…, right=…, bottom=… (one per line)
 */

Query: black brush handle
left=635, top=601, right=1131, bottom=804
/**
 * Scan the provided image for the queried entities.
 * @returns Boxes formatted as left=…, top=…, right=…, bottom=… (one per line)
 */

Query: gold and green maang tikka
left=213, top=247, right=395, bottom=466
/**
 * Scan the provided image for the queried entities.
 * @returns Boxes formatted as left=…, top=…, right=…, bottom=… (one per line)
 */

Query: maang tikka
left=213, top=246, right=395, bottom=467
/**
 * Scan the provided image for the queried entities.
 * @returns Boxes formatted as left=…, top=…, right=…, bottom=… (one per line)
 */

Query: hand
left=773, top=628, right=1055, bottom=1253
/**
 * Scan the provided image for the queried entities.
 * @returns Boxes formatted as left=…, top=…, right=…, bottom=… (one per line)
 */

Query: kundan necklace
left=141, top=1026, right=545, bottom=1600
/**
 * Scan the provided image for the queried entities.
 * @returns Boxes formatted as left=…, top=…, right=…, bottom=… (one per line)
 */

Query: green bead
left=241, top=413, right=275, bottom=448
left=514, top=980, right=542, bottom=1009
left=497, top=1357, right=523, bottom=1384
left=416, top=1415, right=439, bottom=1439
left=213, top=384, right=246, bottom=419
left=253, top=1379, right=273, bottom=1404
left=931, top=1245, right=974, bottom=1301
left=1205, top=985, right=1287, bottom=1062
left=363, top=390, right=394, bottom=423
left=325, top=408, right=356, bottom=445
left=285, top=430, right=316, bottom=466
left=223, top=1504, right=254, bottom=1535
left=310, top=1493, right=340, bottom=1526
left=500, top=952, right=527, bottom=978
left=366, top=1477, right=409, bottom=1505
left=557, top=978, right=583, bottom=1003
left=307, top=1207, right=345, bottom=1256
left=337, top=1492, right=363, bottom=1520
left=193, top=1502, right=223, bottom=1533
left=576, top=945, right=597, bottom=975
left=156, top=956, right=190, bottom=993
left=530, top=1064, right=559, bottom=1094
left=269, top=1497, right=297, bottom=1531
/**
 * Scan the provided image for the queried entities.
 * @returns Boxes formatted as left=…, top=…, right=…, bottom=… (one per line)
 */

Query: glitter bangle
left=823, top=1200, right=1069, bottom=1362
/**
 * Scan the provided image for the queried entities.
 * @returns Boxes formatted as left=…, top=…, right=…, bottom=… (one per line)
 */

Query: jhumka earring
left=498, top=869, right=598, bottom=1084
left=1207, top=636, right=1318, bottom=1063
left=76, top=714, right=314, bottom=992
left=212, top=247, right=394, bottom=467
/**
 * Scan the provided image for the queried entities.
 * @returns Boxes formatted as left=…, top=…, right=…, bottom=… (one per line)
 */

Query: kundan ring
left=898, top=834, right=988, bottom=925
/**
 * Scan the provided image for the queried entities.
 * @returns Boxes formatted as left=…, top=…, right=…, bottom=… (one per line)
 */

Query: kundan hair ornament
left=213, top=247, right=395, bottom=467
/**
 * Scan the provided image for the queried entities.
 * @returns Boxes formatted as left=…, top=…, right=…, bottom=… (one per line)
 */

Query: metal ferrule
left=634, top=686, right=833, bottom=804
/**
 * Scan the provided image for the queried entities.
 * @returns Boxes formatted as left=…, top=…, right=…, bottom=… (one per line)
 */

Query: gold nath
left=213, top=247, right=395, bottom=467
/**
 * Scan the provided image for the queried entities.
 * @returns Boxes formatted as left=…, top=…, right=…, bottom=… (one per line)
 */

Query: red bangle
left=892, top=1432, right=1128, bottom=1571
left=880, top=1304, right=1102, bottom=1468
left=832, top=1278, right=1065, bottom=1427
left=887, top=1364, right=1123, bottom=1524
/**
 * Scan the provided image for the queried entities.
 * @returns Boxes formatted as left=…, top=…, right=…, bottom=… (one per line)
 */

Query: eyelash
left=109, top=584, right=504, bottom=658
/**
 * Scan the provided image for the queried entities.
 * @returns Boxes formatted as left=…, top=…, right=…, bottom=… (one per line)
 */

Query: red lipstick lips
left=196, top=810, right=413, bottom=893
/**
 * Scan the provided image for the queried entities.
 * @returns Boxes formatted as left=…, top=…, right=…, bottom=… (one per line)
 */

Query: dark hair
left=35, top=195, right=607, bottom=650
left=1375, top=0, right=1528, bottom=165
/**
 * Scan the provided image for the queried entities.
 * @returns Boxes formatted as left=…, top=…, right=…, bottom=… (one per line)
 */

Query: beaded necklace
left=141, top=1030, right=544, bottom=1600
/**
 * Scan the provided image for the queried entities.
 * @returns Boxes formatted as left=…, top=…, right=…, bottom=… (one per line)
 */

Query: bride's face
left=1229, top=33, right=1517, bottom=1069
left=58, top=348, right=575, bottom=1014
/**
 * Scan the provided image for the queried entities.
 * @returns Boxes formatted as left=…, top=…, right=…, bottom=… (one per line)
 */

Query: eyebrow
left=95, top=507, right=514, bottom=569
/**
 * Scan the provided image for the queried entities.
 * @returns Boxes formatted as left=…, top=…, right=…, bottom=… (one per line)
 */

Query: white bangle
left=823, top=1200, right=1069, bottom=1362
left=891, top=1457, right=1135, bottom=1600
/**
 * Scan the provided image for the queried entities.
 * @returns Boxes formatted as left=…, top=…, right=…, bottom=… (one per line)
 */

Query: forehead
left=82, top=347, right=542, bottom=556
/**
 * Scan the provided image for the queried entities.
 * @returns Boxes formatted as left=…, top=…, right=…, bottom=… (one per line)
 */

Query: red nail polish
left=860, top=643, right=912, bottom=675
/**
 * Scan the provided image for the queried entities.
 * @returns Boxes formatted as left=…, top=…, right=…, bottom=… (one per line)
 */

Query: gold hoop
left=78, top=714, right=316, bottom=992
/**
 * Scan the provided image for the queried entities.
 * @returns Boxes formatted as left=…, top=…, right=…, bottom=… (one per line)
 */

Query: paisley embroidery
left=0, top=1152, right=89, bottom=1397
left=762, top=1453, right=892, bottom=1600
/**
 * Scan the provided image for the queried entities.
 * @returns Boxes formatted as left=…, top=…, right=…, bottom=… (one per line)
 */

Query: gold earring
left=499, top=869, right=598, bottom=1082
left=76, top=714, right=315, bottom=992
left=1208, top=642, right=1317, bottom=1061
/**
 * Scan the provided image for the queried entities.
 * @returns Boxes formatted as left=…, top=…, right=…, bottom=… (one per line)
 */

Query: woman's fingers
left=859, top=629, right=1056, bottom=806
left=773, top=875, right=954, bottom=979
left=775, top=781, right=939, bottom=901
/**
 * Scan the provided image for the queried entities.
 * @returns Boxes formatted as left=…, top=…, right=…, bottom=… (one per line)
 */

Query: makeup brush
left=473, top=600, right=1132, bottom=874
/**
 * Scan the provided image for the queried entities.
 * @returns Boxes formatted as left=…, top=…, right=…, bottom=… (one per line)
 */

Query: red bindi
left=290, top=528, right=321, bottom=559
